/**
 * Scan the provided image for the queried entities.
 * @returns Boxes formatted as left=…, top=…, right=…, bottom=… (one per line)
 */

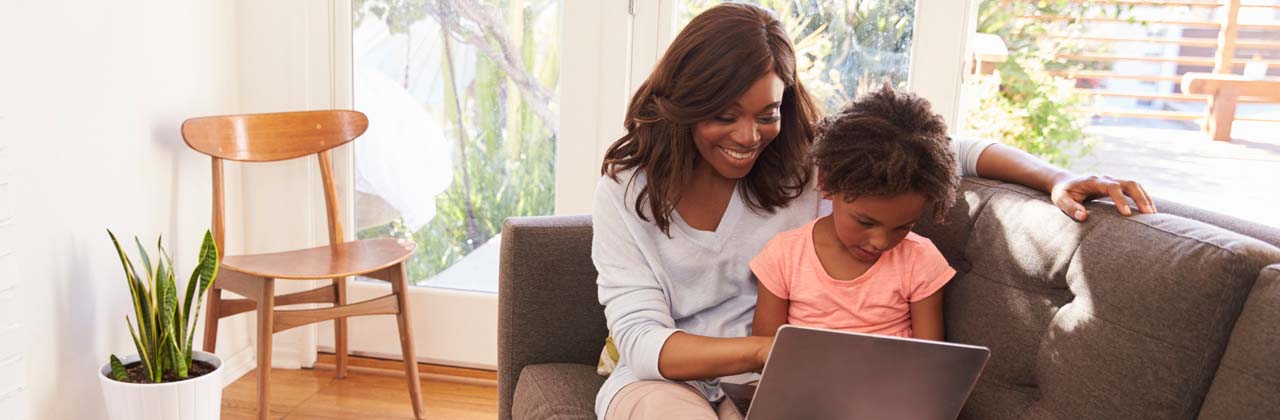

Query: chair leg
left=202, top=287, right=222, bottom=353
left=1208, top=88, right=1239, bottom=142
left=334, top=277, right=349, bottom=379
left=256, top=279, right=276, bottom=420
left=390, top=264, right=425, bottom=419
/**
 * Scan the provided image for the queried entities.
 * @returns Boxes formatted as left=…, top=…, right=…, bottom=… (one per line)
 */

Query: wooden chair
left=181, top=110, right=424, bottom=420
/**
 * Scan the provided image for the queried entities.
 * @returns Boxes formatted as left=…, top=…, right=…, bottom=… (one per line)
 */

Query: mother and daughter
left=592, top=3, right=1156, bottom=419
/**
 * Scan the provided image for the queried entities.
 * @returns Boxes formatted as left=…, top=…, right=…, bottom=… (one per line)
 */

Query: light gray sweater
left=592, top=138, right=994, bottom=418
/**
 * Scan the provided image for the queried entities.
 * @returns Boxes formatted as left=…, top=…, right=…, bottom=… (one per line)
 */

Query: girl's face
left=826, top=191, right=927, bottom=263
left=691, top=73, right=785, bottom=181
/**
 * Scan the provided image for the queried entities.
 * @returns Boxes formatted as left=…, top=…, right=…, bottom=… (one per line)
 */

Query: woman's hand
left=658, top=333, right=778, bottom=380
left=1050, top=173, right=1157, bottom=222
left=751, top=335, right=774, bottom=372
left=973, top=143, right=1158, bottom=223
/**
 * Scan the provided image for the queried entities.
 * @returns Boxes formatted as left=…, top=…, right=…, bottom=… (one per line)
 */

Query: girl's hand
left=1051, top=174, right=1157, bottom=222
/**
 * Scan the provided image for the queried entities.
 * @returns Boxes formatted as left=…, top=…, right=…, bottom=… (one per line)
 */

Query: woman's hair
left=812, top=85, right=959, bottom=222
left=600, top=2, right=820, bottom=234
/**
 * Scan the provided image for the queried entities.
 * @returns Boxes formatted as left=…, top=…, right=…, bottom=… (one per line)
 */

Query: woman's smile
left=718, top=145, right=760, bottom=161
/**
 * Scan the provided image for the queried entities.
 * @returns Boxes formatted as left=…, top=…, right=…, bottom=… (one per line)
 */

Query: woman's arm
left=594, top=177, right=772, bottom=382
left=909, top=289, right=944, bottom=341
left=752, top=283, right=790, bottom=337
left=969, top=142, right=1157, bottom=222
left=657, top=333, right=773, bottom=380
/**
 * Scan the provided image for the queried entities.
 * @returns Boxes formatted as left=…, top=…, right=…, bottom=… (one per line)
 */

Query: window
left=350, top=0, right=561, bottom=292
left=677, top=0, right=918, bottom=112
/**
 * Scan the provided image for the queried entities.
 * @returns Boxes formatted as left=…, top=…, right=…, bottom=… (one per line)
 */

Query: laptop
left=721, top=325, right=990, bottom=420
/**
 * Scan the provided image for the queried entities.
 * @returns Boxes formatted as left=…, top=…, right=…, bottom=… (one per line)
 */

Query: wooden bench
left=1181, top=72, right=1280, bottom=141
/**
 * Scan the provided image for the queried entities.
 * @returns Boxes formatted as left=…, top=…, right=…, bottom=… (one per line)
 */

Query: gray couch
left=499, top=178, right=1280, bottom=420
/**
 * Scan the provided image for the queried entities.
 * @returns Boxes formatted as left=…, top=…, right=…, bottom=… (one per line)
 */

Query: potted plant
left=98, top=230, right=221, bottom=420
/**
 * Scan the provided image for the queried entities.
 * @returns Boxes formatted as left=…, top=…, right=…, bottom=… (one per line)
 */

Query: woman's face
left=691, top=73, right=785, bottom=180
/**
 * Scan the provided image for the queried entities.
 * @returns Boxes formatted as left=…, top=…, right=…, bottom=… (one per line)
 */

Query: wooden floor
left=222, top=354, right=498, bottom=420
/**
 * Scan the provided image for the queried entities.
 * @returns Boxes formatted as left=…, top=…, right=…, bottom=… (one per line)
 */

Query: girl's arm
left=752, top=282, right=790, bottom=337
left=972, top=143, right=1156, bottom=221
left=909, top=289, right=945, bottom=341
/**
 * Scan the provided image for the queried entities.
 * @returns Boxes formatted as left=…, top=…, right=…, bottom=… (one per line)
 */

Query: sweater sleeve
left=951, top=137, right=996, bottom=177
left=592, top=177, right=680, bottom=381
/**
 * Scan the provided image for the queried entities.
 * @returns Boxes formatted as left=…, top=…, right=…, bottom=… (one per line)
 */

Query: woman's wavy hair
left=600, top=2, right=820, bottom=234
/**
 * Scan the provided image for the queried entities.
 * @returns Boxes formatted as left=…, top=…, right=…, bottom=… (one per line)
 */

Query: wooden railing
left=1018, top=0, right=1280, bottom=123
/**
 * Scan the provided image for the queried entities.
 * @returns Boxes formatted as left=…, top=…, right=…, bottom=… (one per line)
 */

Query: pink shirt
left=749, top=219, right=955, bottom=338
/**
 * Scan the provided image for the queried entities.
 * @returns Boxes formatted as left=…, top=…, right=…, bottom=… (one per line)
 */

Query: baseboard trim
left=219, top=345, right=256, bottom=388
left=317, top=345, right=497, bottom=371
left=310, top=360, right=497, bottom=388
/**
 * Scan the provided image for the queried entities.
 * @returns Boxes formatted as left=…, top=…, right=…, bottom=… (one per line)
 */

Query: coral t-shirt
left=749, top=219, right=955, bottom=338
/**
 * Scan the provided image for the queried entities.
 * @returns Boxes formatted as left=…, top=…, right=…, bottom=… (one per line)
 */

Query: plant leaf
left=110, top=230, right=155, bottom=371
left=156, top=245, right=178, bottom=380
left=169, top=328, right=189, bottom=378
left=156, top=328, right=172, bottom=382
left=109, top=354, right=129, bottom=382
left=134, top=236, right=156, bottom=292
left=160, top=240, right=186, bottom=359
left=190, top=231, right=219, bottom=305
left=108, top=230, right=147, bottom=330
left=184, top=230, right=219, bottom=354
left=126, top=317, right=155, bottom=383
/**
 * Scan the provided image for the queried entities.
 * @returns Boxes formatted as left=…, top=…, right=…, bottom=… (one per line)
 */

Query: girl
left=751, top=86, right=959, bottom=341
left=594, top=4, right=1154, bottom=419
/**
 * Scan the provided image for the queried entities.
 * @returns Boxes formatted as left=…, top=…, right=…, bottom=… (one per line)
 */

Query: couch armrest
left=499, top=215, right=608, bottom=420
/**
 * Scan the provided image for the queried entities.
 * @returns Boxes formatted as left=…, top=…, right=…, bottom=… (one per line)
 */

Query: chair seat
left=222, top=238, right=415, bottom=280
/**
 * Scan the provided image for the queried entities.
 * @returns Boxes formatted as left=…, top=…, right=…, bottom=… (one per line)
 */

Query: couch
left=498, top=178, right=1280, bottom=420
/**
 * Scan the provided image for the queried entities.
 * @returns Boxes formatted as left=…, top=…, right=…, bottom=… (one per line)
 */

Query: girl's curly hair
left=812, top=85, right=959, bottom=222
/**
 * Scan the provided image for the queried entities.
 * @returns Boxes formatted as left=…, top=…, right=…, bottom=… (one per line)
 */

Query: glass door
left=333, top=0, right=565, bottom=369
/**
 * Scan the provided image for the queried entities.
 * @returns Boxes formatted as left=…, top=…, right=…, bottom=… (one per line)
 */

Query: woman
left=593, top=4, right=1154, bottom=419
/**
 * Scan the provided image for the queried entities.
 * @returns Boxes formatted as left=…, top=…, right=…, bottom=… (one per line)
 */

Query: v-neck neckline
left=672, top=184, right=744, bottom=250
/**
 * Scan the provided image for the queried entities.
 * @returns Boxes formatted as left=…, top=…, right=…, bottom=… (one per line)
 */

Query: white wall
left=0, top=1, right=244, bottom=419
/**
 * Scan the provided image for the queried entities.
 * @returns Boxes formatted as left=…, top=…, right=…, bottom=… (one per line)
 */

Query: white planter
left=98, top=351, right=223, bottom=420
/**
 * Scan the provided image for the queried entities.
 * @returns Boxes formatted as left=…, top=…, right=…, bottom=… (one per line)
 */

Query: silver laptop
left=722, top=325, right=990, bottom=420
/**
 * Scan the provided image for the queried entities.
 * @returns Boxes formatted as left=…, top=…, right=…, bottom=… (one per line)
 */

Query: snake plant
left=106, top=229, right=219, bottom=383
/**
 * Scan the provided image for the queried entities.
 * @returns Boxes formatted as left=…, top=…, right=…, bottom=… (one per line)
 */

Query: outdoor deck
left=1070, top=117, right=1280, bottom=228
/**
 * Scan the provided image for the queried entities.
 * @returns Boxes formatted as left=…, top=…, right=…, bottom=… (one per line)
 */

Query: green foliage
left=964, top=0, right=1110, bottom=166
left=963, top=56, right=1094, bottom=167
left=106, top=230, right=219, bottom=383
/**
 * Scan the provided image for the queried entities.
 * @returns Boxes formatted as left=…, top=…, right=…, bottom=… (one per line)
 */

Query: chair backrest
left=181, top=110, right=369, bottom=253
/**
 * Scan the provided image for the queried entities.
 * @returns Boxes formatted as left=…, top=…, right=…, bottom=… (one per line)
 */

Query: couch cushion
left=1197, top=264, right=1280, bottom=420
left=919, top=180, right=1280, bottom=420
left=512, top=363, right=605, bottom=420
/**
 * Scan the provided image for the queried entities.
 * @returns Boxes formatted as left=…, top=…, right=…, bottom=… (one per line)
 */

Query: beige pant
left=604, top=381, right=744, bottom=420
